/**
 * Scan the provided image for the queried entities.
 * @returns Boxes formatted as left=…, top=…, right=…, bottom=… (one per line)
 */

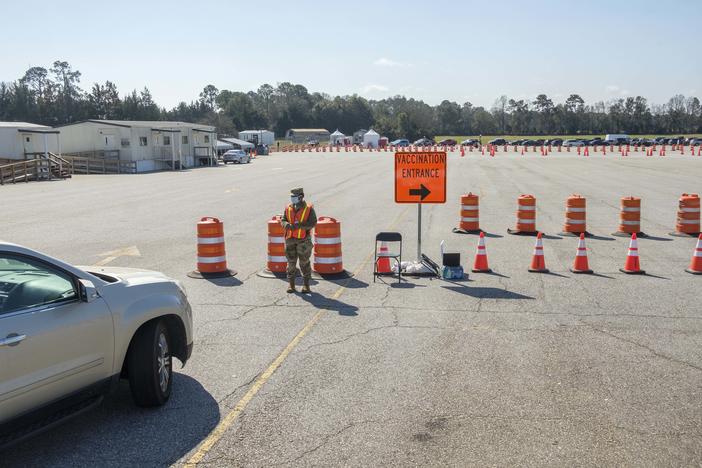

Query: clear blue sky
left=1, top=0, right=699, bottom=109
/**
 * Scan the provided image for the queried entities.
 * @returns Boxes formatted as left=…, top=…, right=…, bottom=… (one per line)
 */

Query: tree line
left=1, top=61, right=700, bottom=140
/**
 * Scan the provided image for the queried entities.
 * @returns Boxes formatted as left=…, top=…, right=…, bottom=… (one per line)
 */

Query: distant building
left=238, top=130, right=274, bottom=146
left=285, top=128, right=330, bottom=144
left=353, top=129, right=368, bottom=145
left=0, top=122, right=60, bottom=161
left=57, top=120, right=216, bottom=172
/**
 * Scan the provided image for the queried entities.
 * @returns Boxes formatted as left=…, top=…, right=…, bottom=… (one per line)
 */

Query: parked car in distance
left=0, top=241, right=193, bottom=449
left=437, top=139, right=457, bottom=146
left=390, top=139, right=410, bottom=147
left=654, top=137, right=668, bottom=144
left=413, top=137, right=434, bottom=146
left=223, top=149, right=251, bottom=164
left=510, top=139, right=524, bottom=146
left=522, top=139, right=538, bottom=146
left=563, top=139, right=585, bottom=147
left=689, top=138, right=702, bottom=146
left=488, top=138, right=509, bottom=146
left=545, top=138, right=563, bottom=146
left=588, top=138, right=609, bottom=146
left=605, top=134, right=630, bottom=144
left=461, top=139, right=480, bottom=147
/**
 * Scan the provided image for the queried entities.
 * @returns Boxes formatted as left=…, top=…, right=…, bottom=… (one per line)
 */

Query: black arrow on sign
left=409, top=184, right=431, bottom=201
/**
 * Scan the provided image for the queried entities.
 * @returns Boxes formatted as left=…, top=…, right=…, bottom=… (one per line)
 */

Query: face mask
left=291, top=196, right=300, bottom=204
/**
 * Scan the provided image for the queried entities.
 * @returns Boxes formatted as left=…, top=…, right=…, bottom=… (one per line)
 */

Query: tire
left=127, top=320, right=172, bottom=407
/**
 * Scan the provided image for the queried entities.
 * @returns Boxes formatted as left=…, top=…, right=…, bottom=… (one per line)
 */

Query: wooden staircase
left=0, top=153, right=71, bottom=185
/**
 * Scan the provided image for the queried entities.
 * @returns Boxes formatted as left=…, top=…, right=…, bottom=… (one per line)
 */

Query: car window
left=0, top=253, right=78, bottom=315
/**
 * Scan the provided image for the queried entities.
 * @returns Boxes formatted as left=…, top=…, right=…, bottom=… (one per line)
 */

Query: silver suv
left=0, top=242, right=193, bottom=448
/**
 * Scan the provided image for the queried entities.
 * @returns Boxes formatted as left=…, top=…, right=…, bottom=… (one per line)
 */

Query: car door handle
left=0, top=334, right=27, bottom=347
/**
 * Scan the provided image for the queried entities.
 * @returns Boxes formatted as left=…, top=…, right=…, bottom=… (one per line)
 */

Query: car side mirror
left=78, top=279, right=99, bottom=303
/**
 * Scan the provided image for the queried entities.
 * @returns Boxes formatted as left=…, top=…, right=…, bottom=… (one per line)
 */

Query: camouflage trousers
left=285, top=238, right=313, bottom=279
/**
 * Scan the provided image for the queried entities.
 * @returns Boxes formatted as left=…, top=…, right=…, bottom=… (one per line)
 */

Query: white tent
left=363, top=129, right=380, bottom=148
left=329, top=129, right=346, bottom=144
left=219, top=137, right=254, bottom=150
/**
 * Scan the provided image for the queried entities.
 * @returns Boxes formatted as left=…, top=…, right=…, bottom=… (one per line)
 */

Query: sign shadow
left=441, top=285, right=534, bottom=300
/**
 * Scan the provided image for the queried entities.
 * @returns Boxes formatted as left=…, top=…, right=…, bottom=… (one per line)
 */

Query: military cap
left=290, top=187, right=304, bottom=196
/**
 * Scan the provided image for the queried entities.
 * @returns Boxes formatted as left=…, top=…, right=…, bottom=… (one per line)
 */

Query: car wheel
left=128, top=319, right=172, bottom=407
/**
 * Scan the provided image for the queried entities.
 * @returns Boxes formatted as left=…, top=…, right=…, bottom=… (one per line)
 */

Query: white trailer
left=57, top=120, right=216, bottom=172
left=238, top=130, right=274, bottom=145
left=0, top=122, right=60, bottom=161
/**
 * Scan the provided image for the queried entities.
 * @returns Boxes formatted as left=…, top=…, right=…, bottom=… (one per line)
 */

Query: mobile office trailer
left=0, top=122, right=60, bottom=161
left=238, top=130, right=274, bottom=146
left=57, top=120, right=216, bottom=172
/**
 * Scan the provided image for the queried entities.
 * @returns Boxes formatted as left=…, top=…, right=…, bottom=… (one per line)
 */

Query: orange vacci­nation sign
left=394, top=151, right=447, bottom=203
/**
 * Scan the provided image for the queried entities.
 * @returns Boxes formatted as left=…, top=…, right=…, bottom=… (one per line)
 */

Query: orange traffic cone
left=686, top=234, right=702, bottom=274
left=528, top=232, right=548, bottom=273
left=620, top=233, right=645, bottom=274
left=472, top=232, right=491, bottom=273
left=570, top=233, right=593, bottom=274
left=376, top=241, right=392, bottom=274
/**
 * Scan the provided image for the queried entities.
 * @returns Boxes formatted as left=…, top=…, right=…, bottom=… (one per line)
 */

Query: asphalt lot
left=2, top=148, right=701, bottom=467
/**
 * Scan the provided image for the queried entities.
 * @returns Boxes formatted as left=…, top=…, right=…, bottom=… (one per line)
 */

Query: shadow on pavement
left=441, top=285, right=534, bottom=300
left=323, top=277, right=368, bottom=289
left=542, top=271, right=570, bottom=278
left=639, top=235, right=673, bottom=242
left=299, top=291, right=359, bottom=316
left=642, top=272, right=671, bottom=280
left=205, top=276, right=243, bottom=287
left=586, top=234, right=616, bottom=241
left=4, top=374, right=219, bottom=466
left=591, top=272, right=616, bottom=279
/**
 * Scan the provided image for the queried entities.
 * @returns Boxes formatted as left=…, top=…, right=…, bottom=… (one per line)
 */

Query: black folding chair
left=374, top=232, right=402, bottom=283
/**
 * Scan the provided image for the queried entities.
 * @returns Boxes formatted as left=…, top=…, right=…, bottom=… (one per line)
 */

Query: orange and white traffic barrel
left=189, top=217, right=236, bottom=278
left=313, top=217, right=345, bottom=275
left=266, top=215, right=287, bottom=274
left=561, top=194, right=588, bottom=236
left=508, top=194, right=538, bottom=235
left=453, top=193, right=481, bottom=234
left=613, top=196, right=645, bottom=237
left=671, top=193, right=701, bottom=236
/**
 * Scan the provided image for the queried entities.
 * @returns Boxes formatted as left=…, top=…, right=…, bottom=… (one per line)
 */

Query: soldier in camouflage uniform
left=280, top=187, right=317, bottom=293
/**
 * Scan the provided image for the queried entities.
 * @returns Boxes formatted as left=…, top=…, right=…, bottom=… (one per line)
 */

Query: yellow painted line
left=184, top=206, right=409, bottom=466
left=93, top=246, right=141, bottom=267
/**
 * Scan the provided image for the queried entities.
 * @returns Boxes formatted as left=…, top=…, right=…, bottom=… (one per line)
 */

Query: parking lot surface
left=2, top=149, right=702, bottom=466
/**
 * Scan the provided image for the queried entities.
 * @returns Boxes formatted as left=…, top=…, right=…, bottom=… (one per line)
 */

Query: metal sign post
left=417, top=203, right=422, bottom=260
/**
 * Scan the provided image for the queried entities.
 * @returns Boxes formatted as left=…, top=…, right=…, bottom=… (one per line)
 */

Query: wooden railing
left=63, top=156, right=136, bottom=174
left=0, top=159, right=42, bottom=185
